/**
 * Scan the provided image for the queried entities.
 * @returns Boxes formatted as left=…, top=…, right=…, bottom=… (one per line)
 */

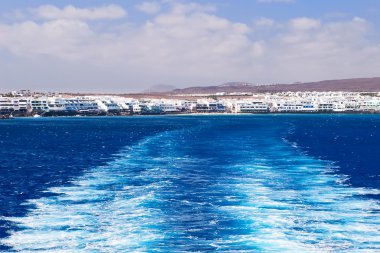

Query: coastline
left=4, top=111, right=380, bottom=120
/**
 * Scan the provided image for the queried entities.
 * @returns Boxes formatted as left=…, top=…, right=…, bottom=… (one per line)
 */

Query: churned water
left=0, top=115, right=379, bottom=252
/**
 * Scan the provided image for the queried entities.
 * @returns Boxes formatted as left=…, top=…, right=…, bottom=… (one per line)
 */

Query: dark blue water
left=0, top=115, right=379, bottom=252
left=286, top=115, right=380, bottom=191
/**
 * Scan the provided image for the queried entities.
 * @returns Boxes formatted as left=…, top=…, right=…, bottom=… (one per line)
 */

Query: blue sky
left=2, top=0, right=379, bottom=22
left=2, top=0, right=380, bottom=23
left=1, top=0, right=380, bottom=92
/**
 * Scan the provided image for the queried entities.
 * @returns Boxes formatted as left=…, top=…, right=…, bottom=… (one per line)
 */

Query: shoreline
left=3, top=111, right=380, bottom=120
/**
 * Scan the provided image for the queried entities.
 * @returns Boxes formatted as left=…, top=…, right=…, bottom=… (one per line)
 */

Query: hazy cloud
left=256, top=0, right=295, bottom=4
left=32, top=4, right=127, bottom=20
left=255, top=18, right=275, bottom=27
left=0, top=2, right=379, bottom=92
left=290, top=17, right=321, bottom=30
left=136, top=1, right=161, bottom=14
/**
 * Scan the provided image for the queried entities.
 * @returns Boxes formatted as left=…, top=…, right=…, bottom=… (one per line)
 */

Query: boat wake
left=1, top=133, right=173, bottom=252
left=1, top=124, right=380, bottom=252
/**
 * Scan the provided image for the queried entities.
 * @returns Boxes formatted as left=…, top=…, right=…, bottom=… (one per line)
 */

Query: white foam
left=217, top=139, right=380, bottom=252
left=2, top=128, right=380, bottom=252
left=1, top=133, right=176, bottom=252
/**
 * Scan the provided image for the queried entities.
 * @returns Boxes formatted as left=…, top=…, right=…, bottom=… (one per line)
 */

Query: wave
left=217, top=145, right=380, bottom=252
left=1, top=123, right=380, bottom=252
left=0, top=132, right=175, bottom=252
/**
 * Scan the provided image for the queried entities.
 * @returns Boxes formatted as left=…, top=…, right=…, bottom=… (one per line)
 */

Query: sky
left=0, top=0, right=380, bottom=92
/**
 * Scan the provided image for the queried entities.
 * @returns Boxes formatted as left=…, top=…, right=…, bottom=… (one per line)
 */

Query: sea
left=0, top=115, right=379, bottom=252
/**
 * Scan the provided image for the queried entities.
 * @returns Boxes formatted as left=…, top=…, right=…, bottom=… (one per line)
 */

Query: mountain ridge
left=170, top=77, right=380, bottom=94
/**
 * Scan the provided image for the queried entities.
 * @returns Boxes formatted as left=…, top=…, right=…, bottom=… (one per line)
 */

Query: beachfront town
left=1, top=90, right=380, bottom=118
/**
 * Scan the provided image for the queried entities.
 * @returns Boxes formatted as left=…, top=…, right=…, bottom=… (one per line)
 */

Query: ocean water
left=0, top=115, right=379, bottom=252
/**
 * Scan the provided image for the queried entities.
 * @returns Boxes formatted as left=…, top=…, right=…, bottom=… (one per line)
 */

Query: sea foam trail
left=1, top=122, right=380, bottom=252
left=215, top=133, right=380, bottom=253
left=0, top=131, right=177, bottom=252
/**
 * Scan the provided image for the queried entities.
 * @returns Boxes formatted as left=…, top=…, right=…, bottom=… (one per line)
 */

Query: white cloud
left=0, top=2, right=379, bottom=92
left=0, top=19, right=94, bottom=60
left=0, top=2, right=252, bottom=91
left=289, top=17, right=321, bottom=30
left=255, top=18, right=275, bottom=27
left=257, top=0, right=295, bottom=4
left=170, top=2, right=216, bottom=14
left=353, top=16, right=367, bottom=23
left=270, top=17, right=378, bottom=81
left=2, top=10, right=27, bottom=21
left=32, top=4, right=126, bottom=20
left=136, top=2, right=161, bottom=14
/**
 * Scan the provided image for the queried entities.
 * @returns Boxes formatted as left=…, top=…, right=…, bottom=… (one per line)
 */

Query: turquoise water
left=0, top=115, right=379, bottom=252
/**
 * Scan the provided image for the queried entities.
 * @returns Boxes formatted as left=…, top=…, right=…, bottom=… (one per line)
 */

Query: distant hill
left=144, top=84, right=177, bottom=93
left=171, top=78, right=380, bottom=94
left=217, top=82, right=257, bottom=87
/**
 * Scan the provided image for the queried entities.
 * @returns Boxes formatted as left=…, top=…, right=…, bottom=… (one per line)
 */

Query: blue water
left=0, top=115, right=379, bottom=252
